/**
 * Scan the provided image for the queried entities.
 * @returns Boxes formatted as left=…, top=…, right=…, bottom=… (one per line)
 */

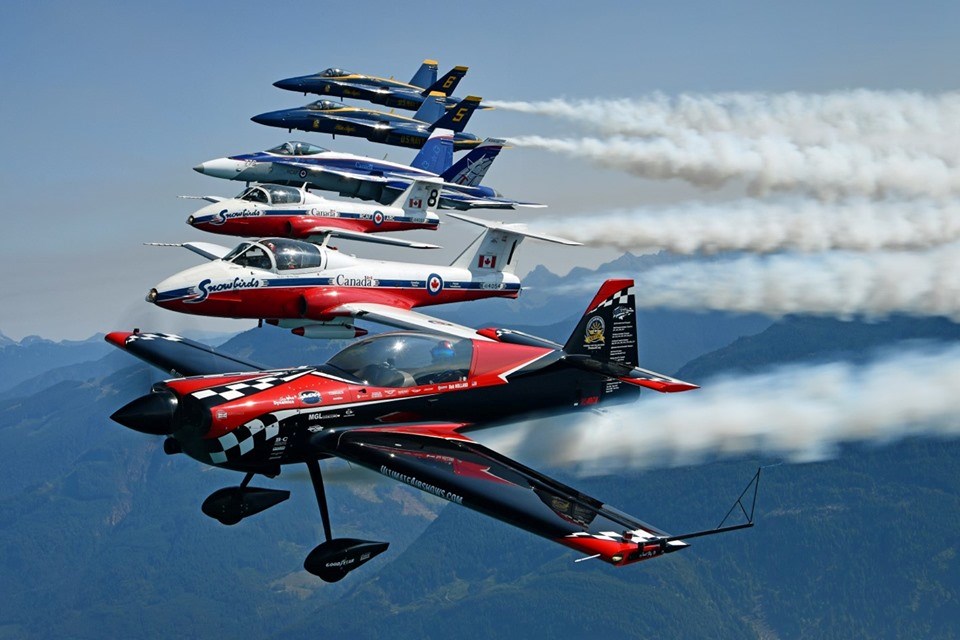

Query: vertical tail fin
left=447, top=212, right=580, bottom=275
left=410, top=128, right=455, bottom=174
left=408, top=59, right=439, bottom=89
left=413, top=91, right=447, bottom=125
left=422, top=66, right=468, bottom=96
left=563, top=280, right=638, bottom=366
left=430, top=96, right=483, bottom=133
left=439, top=138, right=505, bottom=186
left=389, top=178, right=442, bottom=222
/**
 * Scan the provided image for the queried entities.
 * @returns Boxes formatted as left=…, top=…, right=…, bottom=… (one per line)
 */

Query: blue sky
left=1, top=0, right=957, bottom=340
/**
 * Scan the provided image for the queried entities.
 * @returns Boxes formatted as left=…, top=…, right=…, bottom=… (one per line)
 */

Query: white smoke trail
left=510, top=133, right=960, bottom=200
left=534, top=198, right=960, bottom=254
left=489, top=91, right=960, bottom=159
left=496, top=344, right=960, bottom=473
left=634, top=244, right=960, bottom=319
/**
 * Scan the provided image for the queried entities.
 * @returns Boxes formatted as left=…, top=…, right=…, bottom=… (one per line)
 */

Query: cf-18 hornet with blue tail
left=145, top=214, right=579, bottom=340
left=274, top=60, right=482, bottom=113
left=108, top=279, right=760, bottom=582
left=193, top=130, right=543, bottom=210
left=183, top=179, right=442, bottom=250
left=251, top=92, right=484, bottom=151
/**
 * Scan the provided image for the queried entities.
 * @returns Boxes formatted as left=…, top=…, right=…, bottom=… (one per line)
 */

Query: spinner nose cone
left=111, top=390, right=179, bottom=435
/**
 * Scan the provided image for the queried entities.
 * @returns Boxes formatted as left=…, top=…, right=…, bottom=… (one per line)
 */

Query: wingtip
left=105, top=331, right=134, bottom=348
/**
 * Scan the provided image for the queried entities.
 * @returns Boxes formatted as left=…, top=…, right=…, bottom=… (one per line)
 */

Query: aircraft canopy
left=267, top=141, right=328, bottom=156
left=326, top=333, right=473, bottom=387
left=237, top=184, right=304, bottom=205
left=319, top=68, right=350, bottom=78
left=223, top=238, right=324, bottom=272
left=306, top=100, right=342, bottom=111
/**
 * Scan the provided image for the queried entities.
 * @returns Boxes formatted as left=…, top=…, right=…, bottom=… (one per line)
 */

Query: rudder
left=562, top=279, right=638, bottom=367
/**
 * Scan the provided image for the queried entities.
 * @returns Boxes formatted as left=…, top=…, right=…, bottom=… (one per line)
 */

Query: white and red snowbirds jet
left=147, top=213, right=580, bottom=340
left=183, top=180, right=443, bottom=250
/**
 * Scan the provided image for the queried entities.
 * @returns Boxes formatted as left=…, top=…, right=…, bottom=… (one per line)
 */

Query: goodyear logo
left=584, top=316, right=605, bottom=345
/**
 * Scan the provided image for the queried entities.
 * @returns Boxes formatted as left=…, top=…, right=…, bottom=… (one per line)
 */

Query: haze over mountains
left=1, top=255, right=958, bottom=639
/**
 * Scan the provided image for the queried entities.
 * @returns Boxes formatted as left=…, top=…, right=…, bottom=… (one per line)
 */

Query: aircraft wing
left=104, top=330, right=268, bottom=377
left=327, top=302, right=494, bottom=342
left=144, top=242, right=234, bottom=261
left=303, top=226, right=439, bottom=249
left=327, top=427, right=687, bottom=566
left=178, top=195, right=227, bottom=203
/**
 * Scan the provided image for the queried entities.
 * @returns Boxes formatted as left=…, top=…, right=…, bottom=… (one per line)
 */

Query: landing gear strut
left=302, top=458, right=389, bottom=582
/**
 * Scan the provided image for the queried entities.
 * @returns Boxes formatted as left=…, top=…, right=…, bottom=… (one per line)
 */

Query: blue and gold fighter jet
left=251, top=92, right=484, bottom=151
left=274, top=60, right=477, bottom=112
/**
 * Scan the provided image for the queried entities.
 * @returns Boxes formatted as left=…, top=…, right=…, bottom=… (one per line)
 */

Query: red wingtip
left=104, top=331, right=134, bottom=348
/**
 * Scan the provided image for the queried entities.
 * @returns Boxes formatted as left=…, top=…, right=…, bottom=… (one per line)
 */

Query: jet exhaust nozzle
left=110, top=390, right=179, bottom=435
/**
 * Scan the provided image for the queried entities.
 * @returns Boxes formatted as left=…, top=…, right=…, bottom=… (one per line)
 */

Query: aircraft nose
left=111, top=390, right=179, bottom=435
left=273, top=77, right=301, bottom=92
left=146, top=288, right=158, bottom=303
left=194, top=158, right=245, bottom=178
left=251, top=111, right=284, bottom=127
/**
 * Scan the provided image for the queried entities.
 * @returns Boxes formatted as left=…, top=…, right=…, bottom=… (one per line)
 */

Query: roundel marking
left=427, top=273, right=444, bottom=296
left=373, top=211, right=385, bottom=226
left=299, top=169, right=308, bottom=179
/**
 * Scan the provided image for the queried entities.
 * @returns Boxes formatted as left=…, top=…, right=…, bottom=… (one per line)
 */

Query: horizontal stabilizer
left=445, top=212, right=580, bottom=246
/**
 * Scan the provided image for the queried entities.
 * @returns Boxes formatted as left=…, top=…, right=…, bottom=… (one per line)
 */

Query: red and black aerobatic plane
left=108, top=279, right=760, bottom=582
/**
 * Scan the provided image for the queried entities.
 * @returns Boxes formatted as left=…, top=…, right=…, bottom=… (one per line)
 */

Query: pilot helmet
left=431, top=340, right=455, bottom=360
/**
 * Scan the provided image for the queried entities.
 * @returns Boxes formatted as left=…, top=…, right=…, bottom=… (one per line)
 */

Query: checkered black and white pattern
left=208, top=413, right=281, bottom=464
left=590, top=286, right=634, bottom=313
left=566, top=527, right=656, bottom=543
left=190, top=369, right=313, bottom=403
left=125, top=332, right=185, bottom=344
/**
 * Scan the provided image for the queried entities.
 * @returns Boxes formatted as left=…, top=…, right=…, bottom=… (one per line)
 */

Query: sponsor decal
left=273, top=395, right=297, bottom=406
left=211, top=208, right=261, bottom=225
left=334, top=274, right=378, bottom=287
left=477, top=254, right=497, bottom=269
left=372, top=211, right=384, bottom=226
left=380, top=466, right=464, bottom=504
left=188, top=276, right=262, bottom=303
left=299, top=390, right=322, bottom=405
left=584, top=316, right=606, bottom=346
left=612, top=305, right=634, bottom=321
left=216, top=409, right=228, bottom=420
left=426, top=273, right=444, bottom=296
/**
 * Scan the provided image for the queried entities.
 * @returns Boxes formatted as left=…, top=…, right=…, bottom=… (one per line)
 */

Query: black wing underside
left=105, top=331, right=267, bottom=377
left=328, top=428, right=686, bottom=565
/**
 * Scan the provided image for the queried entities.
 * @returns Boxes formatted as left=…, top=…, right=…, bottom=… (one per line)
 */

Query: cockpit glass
left=266, top=141, right=327, bottom=156
left=320, top=68, right=348, bottom=77
left=228, top=243, right=273, bottom=271
left=265, top=185, right=302, bottom=205
left=326, top=334, right=473, bottom=388
left=307, top=100, right=340, bottom=111
left=238, top=187, right=269, bottom=203
left=260, top=238, right=322, bottom=271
